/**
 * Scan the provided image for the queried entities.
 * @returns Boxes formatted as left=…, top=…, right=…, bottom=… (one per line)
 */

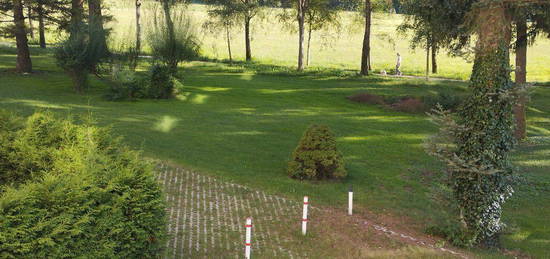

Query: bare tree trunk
left=13, top=0, right=32, bottom=73
left=306, top=22, right=312, bottom=67
left=89, top=0, right=108, bottom=71
left=514, top=17, right=528, bottom=140
left=244, top=16, right=252, bottom=61
left=360, top=0, right=371, bottom=75
left=70, top=0, right=84, bottom=40
left=297, top=1, right=305, bottom=71
left=37, top=1, right=46, bottom=48
left=135, top=0, right=141, bottom=53
left=432, top=43, right=438, bottom=74
left=27, top=5, right=34, bottom=39
left=226, top=25, right=233, bottom=63
left=426, top=37, right=430, bottom=80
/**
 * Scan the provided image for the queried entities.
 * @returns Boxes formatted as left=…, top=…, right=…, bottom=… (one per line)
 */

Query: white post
left=245, top=217, right=252, bottom=259
left=348, top=185, right=353, bottom=216
left=302, top=196, right=309, bottom=235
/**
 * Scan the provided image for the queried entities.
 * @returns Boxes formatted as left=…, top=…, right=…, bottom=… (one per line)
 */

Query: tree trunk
left=226, top=25, right=232, bottom=63
left=70, top=0, right=85, bottom=93
left=37, top=1, right=46, bottom=48
left=13, top=0, right=32, bottom=73
left=426, top=37, right=430, bottom=80
left=360, top=0, right=371, bottom=75
left=432, top=43, right=438, bottom=74
left=135, top=0, right=141, bottom=53
left=244, top=16, right=252, bottom=61
left=457, top=1, right=513, bottom=247
left=70, top=0, right=84, bottom=40
left=89, top=0, right=107, bottom=51
left=88, top=0, right=108, bottom=72
left=306, top=23, right=312, bottom=67
left=161, top=0, right=176, bottom=71
left=514, top=17, right=528, bottom=140
left=297, top=3, right=305, bottom=71
left=27, top=5, right=34, bottom=39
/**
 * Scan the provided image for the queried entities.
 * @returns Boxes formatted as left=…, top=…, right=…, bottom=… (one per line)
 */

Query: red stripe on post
left=303, top=202, right=309, bottom=205
left=245, top=243, right=251, bottom=246
left=245, top=225, right=252, bottom=227
left=302, top=219, right=308, bottom=222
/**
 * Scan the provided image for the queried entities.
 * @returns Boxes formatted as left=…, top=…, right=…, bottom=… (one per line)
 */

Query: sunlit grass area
left=5, top=0, right=549, bottom=82
left=104, top=1, right=550, bottom=82
left=1, top=46, right=549, bottom=257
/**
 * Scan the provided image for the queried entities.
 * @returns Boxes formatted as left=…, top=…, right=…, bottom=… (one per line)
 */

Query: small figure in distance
left=396, top=53, right=402, bottom=76
left=380, top=69, right=387, bottom=76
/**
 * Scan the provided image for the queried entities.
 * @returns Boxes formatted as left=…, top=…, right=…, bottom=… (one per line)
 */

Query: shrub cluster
left=0, top=111, right=167, bottom=258
left=107, top=64, right=182, bottom=101
left=287, top=125, right=347, bottom=180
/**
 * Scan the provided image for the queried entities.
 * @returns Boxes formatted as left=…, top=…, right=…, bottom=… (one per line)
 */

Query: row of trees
left=399, top=0, right=550, bottom=139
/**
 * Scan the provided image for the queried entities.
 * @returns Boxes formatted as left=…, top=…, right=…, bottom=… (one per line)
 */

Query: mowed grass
left=102, top=1, right=550, bottom=82
left=1, top=46, right=549, bottom=258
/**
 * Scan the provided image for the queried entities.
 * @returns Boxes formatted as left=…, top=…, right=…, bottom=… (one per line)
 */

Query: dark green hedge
left=0, top=111, right=167, bottom=258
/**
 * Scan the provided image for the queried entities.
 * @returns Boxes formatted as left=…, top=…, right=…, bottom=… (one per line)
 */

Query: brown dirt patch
left=347, top=93, right=386, bottom=105
left=391, top=97, right=427, bottom=113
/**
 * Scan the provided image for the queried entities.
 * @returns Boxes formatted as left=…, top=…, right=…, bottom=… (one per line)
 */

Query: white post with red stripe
left=348, top=185, right=353, bottom=216
left=245, top=217, right=252, bottom=259
left=302, top=196, right=309, bottom=235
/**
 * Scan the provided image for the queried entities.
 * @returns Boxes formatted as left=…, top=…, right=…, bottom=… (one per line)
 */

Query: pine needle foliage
left=288, top=125, right=347, bottom=180
left=0, top=111, right=167, bottom=258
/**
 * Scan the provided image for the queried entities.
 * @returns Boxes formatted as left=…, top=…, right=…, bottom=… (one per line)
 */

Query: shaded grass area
left=0, top=49, right=549, bottom=257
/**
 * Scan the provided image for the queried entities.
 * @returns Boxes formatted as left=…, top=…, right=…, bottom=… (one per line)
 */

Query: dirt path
left=156, top=163, right=469, bottom=258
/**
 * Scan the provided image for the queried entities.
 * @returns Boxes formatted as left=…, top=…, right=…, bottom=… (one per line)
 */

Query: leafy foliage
left=107, top=64, right=182, bottom=100
left=147, top=8, right=200, bottom=73
left=426, top=44, right=517, bottom=246
left=0, top=111, right=167, bottom=258
left=288, top=125, right=346, bottom=180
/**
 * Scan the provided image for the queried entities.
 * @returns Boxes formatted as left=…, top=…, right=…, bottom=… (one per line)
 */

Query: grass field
left=1, top=44, right=549, bottom=257
left=104, top=1, right=550, bottom=82
left=4, top=0, right=549, bottom=82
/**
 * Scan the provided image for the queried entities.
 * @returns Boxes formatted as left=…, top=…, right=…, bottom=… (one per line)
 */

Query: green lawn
left=5, top=0, right=550, bottom=82
left=1, top=47, right=549, bottom=258
left=103, top=1, right=550, bottom=82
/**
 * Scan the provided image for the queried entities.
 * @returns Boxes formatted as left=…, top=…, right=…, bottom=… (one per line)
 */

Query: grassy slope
left=1, top=47, right=549, bottom=257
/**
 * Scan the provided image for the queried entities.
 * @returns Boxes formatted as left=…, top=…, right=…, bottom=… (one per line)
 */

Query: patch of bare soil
left=310, top=206, right=471, bottom=258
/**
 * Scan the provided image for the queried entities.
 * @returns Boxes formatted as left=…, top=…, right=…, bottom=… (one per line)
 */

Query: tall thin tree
left=360, top=0, right=371, bottom=75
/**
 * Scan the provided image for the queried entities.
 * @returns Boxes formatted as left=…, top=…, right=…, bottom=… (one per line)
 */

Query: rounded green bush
left=287, top=125, right=347, bottom=180
left=0, top=111, right=167, bottom=258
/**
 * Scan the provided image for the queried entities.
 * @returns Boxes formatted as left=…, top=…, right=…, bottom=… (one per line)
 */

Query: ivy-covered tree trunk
left=13, top=0, right=32, bottom=73
left=454, top=1, right=515, bottom=247
left=514, top=17, right=528, bottom=140
left=360, top=0, right=371, bottom=76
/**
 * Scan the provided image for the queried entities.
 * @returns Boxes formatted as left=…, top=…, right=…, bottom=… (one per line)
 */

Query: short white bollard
left=302, top=196, right=309, bottom=235
left=348, top=185, right=353, bottom=216
left=245, top=217, right=252, bottom=259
